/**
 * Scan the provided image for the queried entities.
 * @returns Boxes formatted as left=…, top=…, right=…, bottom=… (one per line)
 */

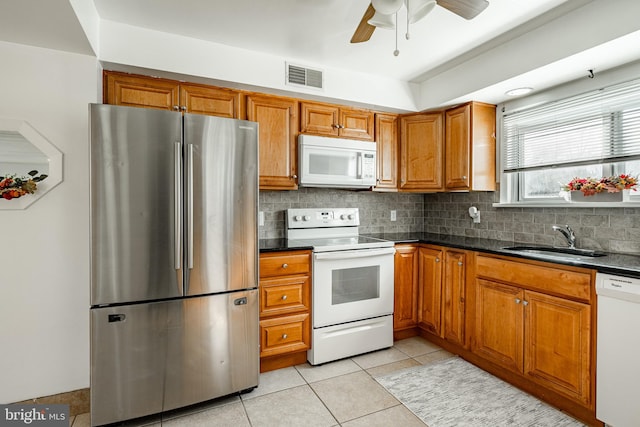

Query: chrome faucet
left=552, top=224, right=576, bottom=249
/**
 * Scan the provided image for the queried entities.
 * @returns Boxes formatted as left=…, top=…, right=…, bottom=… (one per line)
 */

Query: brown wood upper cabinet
left=399, top=112, right=444, bottom=191
left=374, top=113, right=398, bottom=191
left=104, top=71, right=242, bottom=118
left=300, top=101, right=374, bottom=141
left=445, top=101, right=496, bottom=191
left=246, top=94, right=299, bottom=190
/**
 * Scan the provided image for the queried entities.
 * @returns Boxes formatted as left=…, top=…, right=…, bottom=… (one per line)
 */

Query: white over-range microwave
left=298, top=134, right=377, bottom=189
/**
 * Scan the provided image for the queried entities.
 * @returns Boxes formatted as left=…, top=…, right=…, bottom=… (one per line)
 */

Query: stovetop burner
left=285, top=208, right=393, bottom=251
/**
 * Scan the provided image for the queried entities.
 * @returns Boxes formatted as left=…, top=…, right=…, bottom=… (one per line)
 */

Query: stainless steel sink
left=501, top=245, right=606, bottom=261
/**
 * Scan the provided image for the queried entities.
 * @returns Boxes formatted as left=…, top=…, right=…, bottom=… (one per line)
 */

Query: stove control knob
left=303, top=215, right=311, bottom=221
left=340, top=214, right=347, bottom=220
left=348, top=214, right=355, bottom=220
left=294, top=215, right=302, bottom=221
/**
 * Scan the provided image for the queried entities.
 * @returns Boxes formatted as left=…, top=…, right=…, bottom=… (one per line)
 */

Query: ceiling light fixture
left=368, top=0, right=437, bottom=55
left=505, top=87, right=534, bottom=97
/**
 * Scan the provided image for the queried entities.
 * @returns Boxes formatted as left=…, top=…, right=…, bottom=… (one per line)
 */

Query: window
left=501, top=78, right=640, bottom=203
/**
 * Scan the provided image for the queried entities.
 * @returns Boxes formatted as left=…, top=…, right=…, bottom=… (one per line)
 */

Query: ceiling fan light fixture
left=371, top=0, right=404, bottom=15
left=505, top=87, right=534, bottom=97
left=405, top=0, right=437, bottom=24
left=368, top=11, right=396, bottom=29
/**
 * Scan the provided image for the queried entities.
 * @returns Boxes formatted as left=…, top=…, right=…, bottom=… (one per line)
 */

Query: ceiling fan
left=351, top=0, right=490, bottom=44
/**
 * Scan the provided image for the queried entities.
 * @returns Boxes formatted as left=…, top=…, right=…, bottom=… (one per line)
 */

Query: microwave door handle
left=357, top=152, right=363, bottom=179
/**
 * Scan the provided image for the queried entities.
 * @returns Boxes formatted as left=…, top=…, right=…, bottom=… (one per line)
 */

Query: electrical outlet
left=390, top=210, right=397, bottom=221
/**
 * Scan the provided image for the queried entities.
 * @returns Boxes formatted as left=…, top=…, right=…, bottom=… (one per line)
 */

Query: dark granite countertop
left=260, top=233, right=640, bottom=278
left=259, top=238, right=314, bottom=253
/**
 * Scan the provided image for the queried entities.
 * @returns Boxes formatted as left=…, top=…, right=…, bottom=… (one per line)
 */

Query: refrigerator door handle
left=187, top=143, right=194, bottom=269
left=174, top=142, right=182, bottom=270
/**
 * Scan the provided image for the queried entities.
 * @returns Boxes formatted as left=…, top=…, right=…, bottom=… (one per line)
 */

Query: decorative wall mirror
left=0, top=118, right=63, bottom=210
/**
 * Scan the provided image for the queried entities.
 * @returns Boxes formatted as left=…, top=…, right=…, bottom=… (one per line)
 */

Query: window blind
left=503, top=78, right=640, bottom=173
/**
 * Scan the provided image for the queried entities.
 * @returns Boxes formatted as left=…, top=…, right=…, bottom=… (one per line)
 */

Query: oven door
left=312, top=247, right=395, bottom=328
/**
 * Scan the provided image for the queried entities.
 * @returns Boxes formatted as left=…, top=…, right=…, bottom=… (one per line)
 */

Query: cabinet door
left=524, top=290, right=591, bottom=405
left=399, top=113, right=444, bottom=191
left=445, top=103, right=470, bottom=189
left=180, top=83, right=242, bottom=118
left=300, top=102, right=339, bottom=136
left=474, top=279, right=524, bottom=373
left=247, top=94, right=299, bottom=190
left=393, top=245, right=419, bottom=331
left=259, top=275, right=310, bottom=318
left=259, top=313, right=310, bottom=358
left=417, top=247, right=443, bottom=335
left=445, top=102, right=496, bottom=191
left=442, top=250, right=466, bottom=346
left=340, top=108, right=374, bottom=140
left=104, top=71, right=180, bottom=111
left=374, top=113, right=398, bottom=191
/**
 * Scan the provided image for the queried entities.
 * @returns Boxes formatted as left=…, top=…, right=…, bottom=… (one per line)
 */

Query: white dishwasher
left=596, top=272, right=640, bottom=427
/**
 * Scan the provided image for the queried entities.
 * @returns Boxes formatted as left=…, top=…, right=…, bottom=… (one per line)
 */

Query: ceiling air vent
left=286, top=63, right=323, bottom=90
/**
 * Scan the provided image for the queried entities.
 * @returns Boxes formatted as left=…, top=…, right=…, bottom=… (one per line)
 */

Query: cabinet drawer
left=260, top=275, right=310, bottom=317
left=475, top=255, right=591, bottom=302
left=260, top=313, right=310, bottom=358
left=259, top=252, right=310, bottom=278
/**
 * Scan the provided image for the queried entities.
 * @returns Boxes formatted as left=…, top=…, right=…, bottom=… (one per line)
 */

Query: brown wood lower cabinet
left=524, top=290, right=591, bottom=405
left=417, top=246, right=442, bottom=335
left=471, top=254, right=595, bottom=423
left=393, top=245, right=419, bottom=337
left=394, top=244, right=599, bottom=425
left=259, top=250, right=311, bottom=372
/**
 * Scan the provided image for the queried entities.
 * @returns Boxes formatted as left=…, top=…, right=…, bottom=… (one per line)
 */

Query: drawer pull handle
left=282, top=334, right=288, bottom=339
left=282, top=263, right=288, bottom=269
left=281, top=295, right=288, bottom=301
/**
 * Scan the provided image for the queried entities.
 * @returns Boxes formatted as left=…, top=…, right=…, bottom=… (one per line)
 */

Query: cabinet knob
left=172, top=105, right=180, bottom=111
left=462, top=175, right=467, bottom=180
left=281, top=294, right=288, bottom=301
left=282, top=263, right=288, bottom=269
left=180, top=106, right=187, bottom=111
left=292, top=174, right=298, bottom=179
left=522, top=300, right=529, bottom=306
left=435, top=258, right=440, bottom=263
left=515, top=298, right=521, bottom=304
left=457, top=261, right=463, bottom=266
left=282, top=334, right=288, bottom=339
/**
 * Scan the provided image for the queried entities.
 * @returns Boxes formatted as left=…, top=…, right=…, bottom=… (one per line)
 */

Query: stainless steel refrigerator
left=89, top=104, right=259, bottom=426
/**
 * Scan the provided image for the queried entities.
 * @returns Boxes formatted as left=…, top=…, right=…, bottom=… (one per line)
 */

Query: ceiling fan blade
left=350, top=3, right=376, bottom=43
left=436, top=0, right=489, bottom=20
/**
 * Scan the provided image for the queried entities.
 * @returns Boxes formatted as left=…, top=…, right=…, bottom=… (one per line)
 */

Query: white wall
left=0, top=41, right=98, bottom=402
left=417, top=0, right=640, bottom=108
left=98, top=20, right=418, bottom=112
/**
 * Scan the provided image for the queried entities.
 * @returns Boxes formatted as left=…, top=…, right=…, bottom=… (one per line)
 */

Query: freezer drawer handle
left=108, top=314, right=126, bottom=323
left=234, top=297, right=248, bottom=306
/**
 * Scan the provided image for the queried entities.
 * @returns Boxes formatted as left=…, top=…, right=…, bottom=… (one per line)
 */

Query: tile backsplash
left=259, top=189, right=640, bottom=255
left=424, top=192, right=640, bottom=255
left=259, top=188, right=424, bottom=239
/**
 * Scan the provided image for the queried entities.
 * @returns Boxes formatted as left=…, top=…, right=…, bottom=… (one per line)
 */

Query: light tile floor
left=70, top=336, right=453, bottom=426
